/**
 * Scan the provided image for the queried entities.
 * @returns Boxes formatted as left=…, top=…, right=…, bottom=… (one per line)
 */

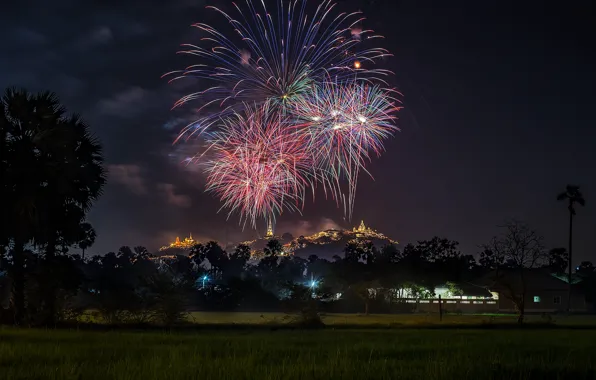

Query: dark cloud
left=157, top=183, right=192, bottom=207
left=85, top=26, right=114, bottom=46
left=108, top=164, right=147, bottom=195
left=97, top=86, right=149, bottom=117
left=13, top=27, right=48, bottom=45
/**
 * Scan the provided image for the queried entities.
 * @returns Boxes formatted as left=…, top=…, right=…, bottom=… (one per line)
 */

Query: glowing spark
left=240, top=49, right=251, bottom=66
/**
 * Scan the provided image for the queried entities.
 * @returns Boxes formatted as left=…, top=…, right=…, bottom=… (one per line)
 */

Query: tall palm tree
left=1, top=88, right=105, bottom=324
left=2, top=88, right=65, bottom=323
left=38, top=113, right=106, bottom=259
left=557, top=185, right=586, bottom=311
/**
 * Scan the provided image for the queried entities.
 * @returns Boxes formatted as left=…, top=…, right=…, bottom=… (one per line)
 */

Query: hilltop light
left=159, top=233, right=197, bottom=251
left=239, top=219, right=398, bottom=256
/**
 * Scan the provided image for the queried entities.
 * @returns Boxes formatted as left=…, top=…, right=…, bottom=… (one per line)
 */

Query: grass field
left=78, top=310, right=596, bottom=327
left=186, top=311, right=596, bottom=327
left=2, top=327, right=596, bottom=379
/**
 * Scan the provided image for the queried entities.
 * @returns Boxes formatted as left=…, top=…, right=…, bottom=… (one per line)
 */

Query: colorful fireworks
left=204, top=103, right=312, bottom=227
left=292, top=79, right=401, bottom=217
left=165, top=0, right=401, bottom=228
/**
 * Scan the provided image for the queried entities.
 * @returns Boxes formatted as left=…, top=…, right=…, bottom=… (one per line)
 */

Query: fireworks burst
left=293, top=79, right=401, bottom=217
left=204, top=103, right=312, bottom=228
left=165, top=0, right=400, bottom=228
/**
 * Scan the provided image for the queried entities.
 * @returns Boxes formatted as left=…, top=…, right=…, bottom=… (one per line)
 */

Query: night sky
left=2, top=0, right=595, bottom=262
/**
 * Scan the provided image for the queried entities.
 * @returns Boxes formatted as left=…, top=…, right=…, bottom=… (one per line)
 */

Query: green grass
left=2, top=328, right=596, bottom=379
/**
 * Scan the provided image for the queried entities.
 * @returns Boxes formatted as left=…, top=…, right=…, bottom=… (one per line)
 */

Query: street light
left=202, top=275, right=209, bottom=288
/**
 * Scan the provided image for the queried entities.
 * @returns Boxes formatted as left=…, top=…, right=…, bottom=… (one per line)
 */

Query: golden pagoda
left=159, top=233, right=197, bottom=251
left=265, top=220, right=274, bottom=239
left=353, top=220, right=372, bottom=237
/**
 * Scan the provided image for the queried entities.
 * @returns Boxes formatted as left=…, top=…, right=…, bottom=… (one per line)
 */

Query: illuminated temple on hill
left=281, top=220, right=398, bottom=255
left=159, top=234, right=197, bottom=251
left=158, top=221, right=397, bottom=257
left=304, top=220, right=397, bottom=243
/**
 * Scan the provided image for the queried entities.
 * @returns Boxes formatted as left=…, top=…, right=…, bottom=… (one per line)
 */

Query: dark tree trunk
left=568, top=208, right=573, bottom=312
left=12, top=239, right=26, bottom=325
left=45, top=232, right=57, bottom=259
left=364, top=299, right=369, bottom=315
left=0, top=244, right=5, bottom=270
left=82, top=248, right=86, bottom=261
left=517, top=298, right=525, bottom=324
left=517, top=309, right=524, bottom=324
left=44, top=232, right=58, bottom=325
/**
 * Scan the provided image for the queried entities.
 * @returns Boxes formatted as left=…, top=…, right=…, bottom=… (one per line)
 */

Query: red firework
left=204, top=103, right=313, bottom=227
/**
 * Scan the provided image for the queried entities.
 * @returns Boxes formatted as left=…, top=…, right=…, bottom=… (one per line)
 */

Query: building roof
left=479, top=268, right=575, bottom=292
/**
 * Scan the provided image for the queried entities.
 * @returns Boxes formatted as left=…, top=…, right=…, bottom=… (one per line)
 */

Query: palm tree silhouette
left=2, top=88, right=105, bottom=323
left=77, top=222, right=96, bottom=260
left=557, top=185, right=585, bottom=311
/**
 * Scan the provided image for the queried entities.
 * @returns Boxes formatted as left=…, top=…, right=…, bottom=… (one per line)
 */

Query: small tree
left=77, top=223, right=96, bottom=260
left=545, top=247, right=568, bottom=275
left=482, top=220, right=546, bottom=324
left=352, top=279, right=380, bottom=315
left=263, top=239, right=284, bottom=257
left=446, top=281, right=464, bottom=298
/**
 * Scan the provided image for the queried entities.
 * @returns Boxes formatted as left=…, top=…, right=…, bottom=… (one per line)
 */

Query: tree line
left=2, top=228, right=595, bottom=326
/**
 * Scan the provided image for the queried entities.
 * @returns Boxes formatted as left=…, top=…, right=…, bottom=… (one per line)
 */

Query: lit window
left=533, top=296, right=541, bottom=303
left=554, top=296, right=561, bottom=305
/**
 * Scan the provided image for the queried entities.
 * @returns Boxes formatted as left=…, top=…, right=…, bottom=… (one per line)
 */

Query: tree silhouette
left=545, top=247, right=568, bottom=275
left=133, top=246, right=152, bottom=260
left=263, top=239, right=284, bottom=257
left=0, top=97, right=8, bottom=272
left=226, top=244, right=251, bottom=280
left=557, top=184, right=585, bottom=311
left=481, top=220, right=546, bottom=324
left=77, top=223, right=96, bottom=260
left=2, top=88, right=105, bottom=323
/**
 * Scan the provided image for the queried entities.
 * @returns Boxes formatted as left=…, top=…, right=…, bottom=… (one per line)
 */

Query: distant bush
left=541, top=313, right=554, bottom=324
left=291, top=306, right=325, bottom=329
